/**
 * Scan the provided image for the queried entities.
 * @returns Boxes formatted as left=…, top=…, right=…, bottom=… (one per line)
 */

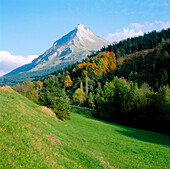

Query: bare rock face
left=5, top=24, right=110, bottom=77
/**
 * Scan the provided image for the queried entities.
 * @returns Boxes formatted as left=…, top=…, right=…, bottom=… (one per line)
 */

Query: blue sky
left=0, top=0, right=170, bottom=76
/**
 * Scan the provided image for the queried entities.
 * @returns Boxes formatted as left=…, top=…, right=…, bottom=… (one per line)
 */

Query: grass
left=0, top=87, right=170, bottom=168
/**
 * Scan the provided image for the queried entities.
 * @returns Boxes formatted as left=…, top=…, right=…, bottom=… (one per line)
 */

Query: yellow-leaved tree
left=64, top=75, right=73, bottom=88
left=73, top=88, right=86, bottom=106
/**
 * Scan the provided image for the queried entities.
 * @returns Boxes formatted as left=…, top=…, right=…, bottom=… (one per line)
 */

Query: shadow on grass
left=82, top=113, right=170, bottom=147
left=71, top=108, right=170, bottom=147
left=115, top=129, right=170, bottom=147
left=73, top=112, right=170, bottom=147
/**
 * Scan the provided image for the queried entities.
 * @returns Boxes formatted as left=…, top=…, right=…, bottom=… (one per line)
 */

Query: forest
left=12, top=29, right=170, bottom=133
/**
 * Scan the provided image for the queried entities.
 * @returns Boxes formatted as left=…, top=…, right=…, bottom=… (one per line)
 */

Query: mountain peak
left=76, top=24, right=85, bottom=28
left=4, top=25, right=110, bottom=79
left=75, top=24, right=94, bottom=39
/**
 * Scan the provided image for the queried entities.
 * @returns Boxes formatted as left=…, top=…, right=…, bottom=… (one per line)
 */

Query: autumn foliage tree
left=77, top=51, right=117, bottom=79
left=64, top=75, right=73, bottom=88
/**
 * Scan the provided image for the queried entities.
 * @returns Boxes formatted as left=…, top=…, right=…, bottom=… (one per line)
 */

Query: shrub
left=38, top=77, right=70, bottom=120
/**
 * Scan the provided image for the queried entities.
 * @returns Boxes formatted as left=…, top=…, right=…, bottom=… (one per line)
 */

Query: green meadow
left=0, top=87, right=170, bottom=168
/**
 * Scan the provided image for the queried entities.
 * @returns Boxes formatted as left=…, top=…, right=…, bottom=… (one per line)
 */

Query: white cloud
left=0, top=51, right=38, bottom=77
left=107, top=20, right=170, bottom=42
left=130, top=20, right=170, bottom=32
left=130, top=23, right=144, bottom=30
left=107, top=29, right=143, bottom=42
left=160, top=20, right=170, bottom=29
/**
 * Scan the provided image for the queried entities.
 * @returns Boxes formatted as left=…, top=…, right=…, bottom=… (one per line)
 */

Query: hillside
left=114, top=40, right=170, bottom=88
left=0, top=87, right=170, bottom=168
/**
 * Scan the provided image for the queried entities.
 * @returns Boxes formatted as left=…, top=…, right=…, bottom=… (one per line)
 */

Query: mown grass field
left=0, top=87, right=170, bottom=168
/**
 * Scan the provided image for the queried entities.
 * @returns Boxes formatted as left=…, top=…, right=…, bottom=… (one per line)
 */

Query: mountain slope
left=0, top=86, right=170, bottom=168
left=4, top=24, right=109, bottom=78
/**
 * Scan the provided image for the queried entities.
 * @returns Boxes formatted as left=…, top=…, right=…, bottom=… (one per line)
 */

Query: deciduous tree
left=73, top=88, right=86, bottom=106
left=64, top=75, right=73, bottom=88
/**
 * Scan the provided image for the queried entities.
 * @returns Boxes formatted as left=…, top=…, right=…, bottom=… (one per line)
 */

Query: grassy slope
left=0, top=87, right=170, bottom=169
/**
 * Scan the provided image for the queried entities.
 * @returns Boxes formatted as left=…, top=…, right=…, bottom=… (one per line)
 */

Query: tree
left=98, top=58, right=108, bottom=75
left=81, top=70, right=89, bottom=97
left=64, top=75, right=73, bottom=88
left=110, top=63, right=116, bottom=72
left=73, top=88, right=86, bottom=106
left=153, top=85, right=170, bottom=122
left=80, top=82, right=83, bottom=91
left=133, top=83, right=153, bottom=120
left=98, top=81, right=115, bottom=119
left=13, top=80, right=38, bottom=102
left=117, top=58, right=124, bottom=67
left=38, top=77, right=70, bottom=120
left=34, top=80, right=43, bottom=96
left=116, top=50, right=121, bottom=58
left=88, top=92, right=95, bottom=109
left=112, top=77, right=132, bottom=114
left=97, top=77, right=136, bottom=121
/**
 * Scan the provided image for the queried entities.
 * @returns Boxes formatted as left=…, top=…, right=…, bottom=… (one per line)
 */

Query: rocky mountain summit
left=29, top=24, right=110, bottom=72
left=1, top=24, right=109, bottom=85
left=5, top=24, right=110, bottom=77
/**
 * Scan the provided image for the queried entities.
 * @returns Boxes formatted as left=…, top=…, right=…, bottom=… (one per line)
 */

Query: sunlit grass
left=0, top=87, right=170, bottom=168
